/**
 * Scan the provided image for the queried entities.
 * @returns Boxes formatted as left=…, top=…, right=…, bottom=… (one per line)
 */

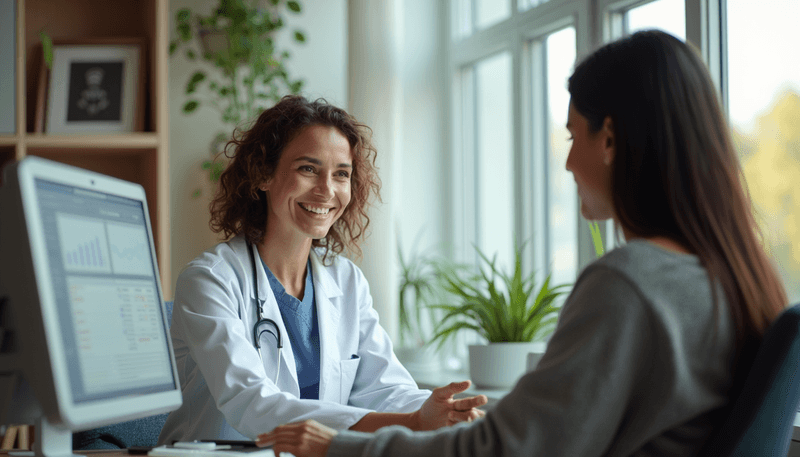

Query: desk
left=1, top=450, right=278, bottom=457
left=0, top=451, right=126, bottom=457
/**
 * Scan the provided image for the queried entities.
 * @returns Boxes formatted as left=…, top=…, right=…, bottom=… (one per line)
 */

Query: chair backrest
left=699, top=303, right=800, bottom=456
left=73, top=301, right=174, bottom=450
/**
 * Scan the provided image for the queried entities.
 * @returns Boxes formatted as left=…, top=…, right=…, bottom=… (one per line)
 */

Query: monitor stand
left=9, top=417, right=80, bottom=457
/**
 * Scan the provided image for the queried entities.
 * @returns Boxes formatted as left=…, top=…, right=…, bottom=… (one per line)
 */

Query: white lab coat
left=158, top=236, right=430, bottom=443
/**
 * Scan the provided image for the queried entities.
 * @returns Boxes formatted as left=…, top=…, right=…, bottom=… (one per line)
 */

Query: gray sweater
left=328, top=240, right=737, bottom=457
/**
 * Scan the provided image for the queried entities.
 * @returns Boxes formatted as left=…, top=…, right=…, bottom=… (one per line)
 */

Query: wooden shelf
left=8, top=0, right=172, bottom=297
left=23, top=132, right=160, bottom=148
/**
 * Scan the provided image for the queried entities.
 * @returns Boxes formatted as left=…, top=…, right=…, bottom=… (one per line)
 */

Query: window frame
left=448, top=0, right=593, bottom=276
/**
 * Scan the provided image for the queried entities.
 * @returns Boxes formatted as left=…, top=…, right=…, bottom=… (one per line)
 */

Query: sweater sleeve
left=326, top=265, right=657, bottom=457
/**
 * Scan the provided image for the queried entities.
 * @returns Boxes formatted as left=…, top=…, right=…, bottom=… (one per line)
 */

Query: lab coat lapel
left=246, top=242, right=299, bottom=394
left=309, top=251, right=343, bottom=403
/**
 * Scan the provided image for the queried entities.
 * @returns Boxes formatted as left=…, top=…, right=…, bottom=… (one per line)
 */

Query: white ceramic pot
left=469, top=341, right=547, bottom=389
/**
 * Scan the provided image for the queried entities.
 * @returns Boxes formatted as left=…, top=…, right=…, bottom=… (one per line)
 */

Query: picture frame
left=36, top=38, right=145, bottom=134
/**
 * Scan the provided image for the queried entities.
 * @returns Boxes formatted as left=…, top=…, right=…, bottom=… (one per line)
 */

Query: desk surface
left=1, top=451, right=278, bottom=457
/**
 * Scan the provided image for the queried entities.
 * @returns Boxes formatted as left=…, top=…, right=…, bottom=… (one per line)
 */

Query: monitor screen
left=34, top=178, right=175, bottom=404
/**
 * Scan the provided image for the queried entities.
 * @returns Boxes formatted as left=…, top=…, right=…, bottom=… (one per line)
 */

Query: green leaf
left=186, top=49, right=196, bottom=60
left=176, top=8, right=191, bottom=23
left=294, top=31, right=306, bottom=42
left=178, top=22, right=191, bottom=41
left=169, top=41, right=178, bottom=56
left=287, top=1, right=302, bottom=13
left=183, top=100, right=199, bottom=113
left=210, top=162, right=225, bottom=182
left=589, top=221, right=605, bottom=258
left=186, top=72, right=206, bottom=94
left=191, top=189, right=202, bottom=198
left=39, top=31, right=53, bottom=70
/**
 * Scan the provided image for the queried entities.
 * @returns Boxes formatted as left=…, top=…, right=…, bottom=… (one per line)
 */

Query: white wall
left=345, top=0, right=450, bottom=342
left=168, top=0, right=347, bottom=296
left=396, top=0, right=449, bottom=258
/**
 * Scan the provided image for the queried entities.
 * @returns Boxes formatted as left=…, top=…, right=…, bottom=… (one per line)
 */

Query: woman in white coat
left=158, top=96, right=486, bottom=444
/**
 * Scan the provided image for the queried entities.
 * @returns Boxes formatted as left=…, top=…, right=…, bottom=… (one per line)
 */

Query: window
left=726, top=0, right=800, bottom=305
left=475, top=0, right=510, bottom=30
left=474, top=53, right=515, bottom=268
left=530, top=27, right=578, bottom=287
left=451, top=2, right=588, bottom=288
left=625, top=0, right=685, bottom=39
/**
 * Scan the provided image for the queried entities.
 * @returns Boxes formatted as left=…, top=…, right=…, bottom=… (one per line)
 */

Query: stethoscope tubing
left=248, top=242, right=283, bottom=385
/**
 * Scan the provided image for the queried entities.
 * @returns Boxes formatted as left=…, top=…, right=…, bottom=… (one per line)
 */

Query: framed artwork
left=37, top=38, right=145, bottom=134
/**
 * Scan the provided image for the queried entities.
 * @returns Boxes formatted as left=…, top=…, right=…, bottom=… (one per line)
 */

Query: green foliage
left=170, top=0, right=306, bottom=193
left=429, top=244, right=572, bottom=348
left=588, top=221, right=604, bottom=258
left=397, top=237, right=454, bottom=347
left=39, top=31, right=53, bottom=70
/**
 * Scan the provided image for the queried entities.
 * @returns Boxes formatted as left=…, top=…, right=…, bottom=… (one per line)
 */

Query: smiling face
left=261, top=125, right=353, bottom=243
left=565, top=102, right=616, bottom=221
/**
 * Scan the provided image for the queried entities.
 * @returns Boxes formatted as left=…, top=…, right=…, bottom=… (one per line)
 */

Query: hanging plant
left=170, top=0, right=306, bottom=195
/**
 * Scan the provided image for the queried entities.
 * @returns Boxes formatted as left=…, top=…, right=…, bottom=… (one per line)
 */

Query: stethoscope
left=248, top=242, right=283, bottom=384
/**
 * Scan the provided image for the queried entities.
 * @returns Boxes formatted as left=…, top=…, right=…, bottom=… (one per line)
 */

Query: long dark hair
left=209, top=95, right=381, bottom=262
left=568, top=30, right=786, bottom=347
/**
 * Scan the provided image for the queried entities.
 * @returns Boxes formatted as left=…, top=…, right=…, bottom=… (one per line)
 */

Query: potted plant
left=429, top=244, right=572, bottom=389
left=169, top=0, right=306, bottom=195
left=395, top=235, right=455, bottom=373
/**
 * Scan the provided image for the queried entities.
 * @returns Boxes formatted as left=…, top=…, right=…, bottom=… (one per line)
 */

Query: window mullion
left=511, top=37, right=525, bottom=265
left=530, top=39, right=548, bottom=282
left=471, top=66, right=481, bottom=267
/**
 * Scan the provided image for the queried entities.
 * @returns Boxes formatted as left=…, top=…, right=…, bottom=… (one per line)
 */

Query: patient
left=254, top=30, right=789, bottom=457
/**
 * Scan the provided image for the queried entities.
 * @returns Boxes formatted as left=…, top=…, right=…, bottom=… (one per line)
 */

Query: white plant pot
left=394, top=345, right=440, bottom=376
left=469, top=342, right=547, bottom=389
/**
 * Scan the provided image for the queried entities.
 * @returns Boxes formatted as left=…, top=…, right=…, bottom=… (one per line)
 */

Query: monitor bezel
left=14, top=157, right=181, bottom=430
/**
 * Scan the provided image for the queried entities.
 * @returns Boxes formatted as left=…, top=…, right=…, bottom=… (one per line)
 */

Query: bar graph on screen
left=56, top=214, right=112, bottom=274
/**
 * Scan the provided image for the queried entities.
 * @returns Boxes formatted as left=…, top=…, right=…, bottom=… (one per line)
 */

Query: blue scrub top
left=262, top=259, right=321, bottom=400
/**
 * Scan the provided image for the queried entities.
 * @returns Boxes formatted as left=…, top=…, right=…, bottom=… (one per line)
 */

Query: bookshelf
left=2, top=0, right=172, bottom=296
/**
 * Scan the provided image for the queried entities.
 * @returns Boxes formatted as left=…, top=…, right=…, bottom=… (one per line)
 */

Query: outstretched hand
left=414, top=380, right=487, bottom=430
left=256, top=419, right=336, bottom=457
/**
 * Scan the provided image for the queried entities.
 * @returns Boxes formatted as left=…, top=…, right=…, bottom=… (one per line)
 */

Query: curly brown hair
left=209, top=95, right=381, bottom=262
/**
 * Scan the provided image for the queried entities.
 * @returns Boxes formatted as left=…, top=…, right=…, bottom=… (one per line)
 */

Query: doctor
left=158, top=95, right=486, bottom=444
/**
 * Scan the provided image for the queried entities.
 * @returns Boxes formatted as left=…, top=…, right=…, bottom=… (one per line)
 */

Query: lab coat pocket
left=339, top=356, right=360, bottom=404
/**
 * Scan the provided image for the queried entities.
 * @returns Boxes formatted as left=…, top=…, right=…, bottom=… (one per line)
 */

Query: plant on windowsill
left=395, top=236, right=456, bottom=374
left=428, top=243, right=572, bottom=389
left=169, top=0, right=306, bottom=197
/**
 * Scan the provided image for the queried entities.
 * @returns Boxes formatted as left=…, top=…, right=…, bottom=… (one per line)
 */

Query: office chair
left=699, top=303, right=800, bottom=457
left=73, top=301, right=174, bottom=450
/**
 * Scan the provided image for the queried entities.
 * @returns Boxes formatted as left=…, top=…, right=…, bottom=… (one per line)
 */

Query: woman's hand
left=256, top=419, right=337, bottom=457
left=414, top=380, right=487, bottom=430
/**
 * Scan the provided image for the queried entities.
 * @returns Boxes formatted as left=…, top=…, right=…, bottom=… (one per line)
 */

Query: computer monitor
left=0, top=157, right=181, bottom=457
